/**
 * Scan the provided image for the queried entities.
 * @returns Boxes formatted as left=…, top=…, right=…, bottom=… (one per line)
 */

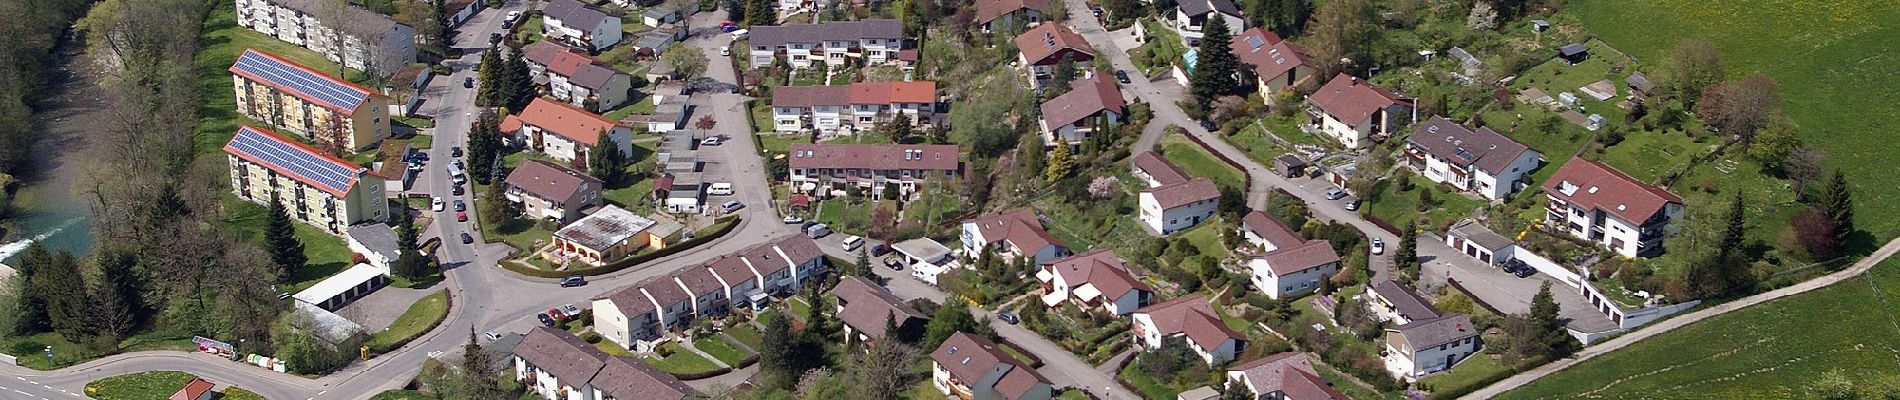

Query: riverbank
left=2, top=27, right=104, bottom=263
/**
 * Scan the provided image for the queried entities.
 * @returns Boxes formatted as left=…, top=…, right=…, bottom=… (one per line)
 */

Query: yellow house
left=545, top=205, right=683, bottom=266
left=225, top=125, right=390, bottom=234
left=229, top=49, right=391, bottom=151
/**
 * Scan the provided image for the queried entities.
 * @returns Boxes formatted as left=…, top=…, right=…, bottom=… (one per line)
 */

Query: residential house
left=547, top=205, right=680, bottom=267
left=229, top=49, right=392, bottom=151
left=961, top=207, right=1071, bottom=265
left=225, top=125, right=388, bottom=234
left=1230, top=28, right=1311, bottom=105
left=771, top=81, right=937, bottom=132
left=502, top=98, right=635, bottom=165
left=1035, top=250, right=1154, bottom=315
left=1172, top=0, right=1244, bottom=47
left=1383, top=313, right=1480, bottom=381
left=1541, top=157, right=1684, bottom=258
left=1239, top=211, right=1341, bottom=299
left=1367, top=281, right=1440, bottom=325
left=232, top=0, right=416, bottom=71
left=1131, top=152, right=1190, bottom=188
left=1132, top=295, right=1247, bottom=365
left=345, top=223, right=399, bottom=273
left=1445, top=219, right=1514, bottom=265
left=504, top=160, right=604, bottom=224
left=1306, top=73, right=1414, bottom=149
left=931, top=332, right=1055, bottom=400
left=521, top=41, right=634, bottom=112
left=1138, top=178, right=1221, bottom=235
left=830, top=276, right=928, bottom=343
left=1224, top=352, right=1349, bottom=400
left=747, top=20, right=905, bottom=68
left=445, top=0, right=484, bottom=27
left=542, top=0, right=624, bottom=51
left=786, top=143, right=961, bottom=200
left=592, top=235, right=827, bottom=350
left=1013, top=23, right=1094, bottom=89
left=512, top=326, right=700, bottom=400
left=975, top=0, right=1052, bottom=32
left=1038, top=75, right=1125, bottom=147
left=1403, top=116, right=1543, bottom=200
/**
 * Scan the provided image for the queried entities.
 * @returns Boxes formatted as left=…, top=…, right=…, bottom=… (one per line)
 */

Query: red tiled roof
left=1040, top=75, right=1124, bottom=129
left=830, top=276, right=927, bottom=340
left=787, top=143, right=961, bottom=171
left=975, top=0, right=1052, bottom=24
left=772, top=81, right=937, bottom=107
left=673, top=267, right=724, bottom=299
left=967, top=207, right=1066, bottom=257
left=931, top=332, right=1049, bottom=396
left=1230, top=28, right=1309, bottom=83
left=1014, top=23, right=1093, bottom=66
left=522, top=40, right=624, bottom=90
left=1241, top=210, right=1304, bottom=249
left=1228, top=352, right=1344, bottom=400
left=516, top=97, right=623, bottom=146
left=1133, top=152, right=1190, bottom=185
left=1308, top=73, right=1406, bottom=124
left=170, top=378, right=215, bottom=400
left=1137, top=295, right=1244, bottom=351
left=1541, top=157, right=1682, bottom=224
left=1144, top=178, right=1220, bottom=210
left=1044, top=249, right=1151, bottom=303
left=706, top=254, right=759, bottom=290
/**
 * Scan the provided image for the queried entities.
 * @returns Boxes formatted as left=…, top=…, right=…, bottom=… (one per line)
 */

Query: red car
left=456, top=211, right=468, bottom=222
left=546, top=307, right=568, bottom=321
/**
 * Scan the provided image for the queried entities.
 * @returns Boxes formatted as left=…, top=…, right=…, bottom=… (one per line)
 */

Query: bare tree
left=1785, top=145, right=1823, bottom=195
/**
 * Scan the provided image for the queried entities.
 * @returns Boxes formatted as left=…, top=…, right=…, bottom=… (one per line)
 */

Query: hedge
left=499, top=216, right=741, bottom=278
left=994, top=337, right=1046, bottom=368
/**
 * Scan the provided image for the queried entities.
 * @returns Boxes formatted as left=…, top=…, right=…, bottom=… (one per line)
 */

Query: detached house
left=592, top=235, right=827, bottom=350
left=1225, top=352, right=1349, bottom=400
left=1172, top=0, right=1244, bottom=47
left=771, top=81, right=937, bottom=132
left=521, top=41, right=634, bottom=112
left=1383, top=313, right=1480, bottom=381
left=747, top=20, right=905, bottom=69
left=931, top=332, right=1054, bottom=400
left=1404, top=117, right=1543, bottom=200
left=1013, top=23, right=1095, bottom=89
left=542, top=0, right=624, bottom=51
left=786, top=143, right=961, bottom=201
left=1240, top=211, right=1341, bottom=299
left=502, top=98, right=635, bottom=166
left=961, top=207, right=1071, bottom=265
left=225, top=125, right=388, bottom=235
left=233, top=0, right=416, bottom=71
left=974, top=0, right=1053, bottom=32
left=230, top=49, right=391, bottom=151
left=1541, top=157, right=1684, bottom=258
left=1132, top=295, right=1247, bottom=365
left=1139, top=178, right=1221, bottom=236
left=1368, top=281, right=1440, bottom=325
left=511, top=327, right=700, bottom=400
left=504, top=160, right=603, bottom=224
left=1036, top=250, right=1154, bottom=315
left=1131, top=152, right=1190, bottom=188
left=1038, top=75, right=1125, bottom=147
left=546, top=205, right=679, bottom=267
left=830, top=276, right=928, bottom=343
left=1306, top=73, right=1414, bottom=149
left=1231, top=28, right=1311, bottom=105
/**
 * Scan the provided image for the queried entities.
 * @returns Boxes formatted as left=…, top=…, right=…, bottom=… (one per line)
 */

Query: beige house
left=504, top=160, right=603, bottom=224
left=230, top=49, right=392, bottom=151
left=546, top=205, right=678, bottom=266
left=225, top=125, right=388, bottom=234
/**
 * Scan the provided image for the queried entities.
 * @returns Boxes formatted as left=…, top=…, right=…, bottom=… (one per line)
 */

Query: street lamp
left=44, top=345, right=52, bottom=365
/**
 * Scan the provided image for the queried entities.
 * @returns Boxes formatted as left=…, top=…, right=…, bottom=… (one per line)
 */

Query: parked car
left=1515, top=266, right=1537, bottom=278
left=501, top=19, right=513, bottom=29
left=708, top=182, right=734, bottom=196
left=721, top=200, right=744, bottom=213
left=559, top=303, right=582, bottom=317
left=452, top=146, right=464, bottom=158
left=805, top=223, right=831, bottom=239
left=719, top=46, right=730, bottom=56
left=560, top=276, right=587, bottom=287
left=884, top=257, right=903, bottom=270
left=782, top=215, right=804, bottom=224
left=1324, top=187, right=1348, bottom=200
left=535, top=313, right=555, bottom=326
left=460, top=232, right=474, bottom=244
left=1344, top=198, right=1361, bottom=211
left=701, top=136, right=724, bottom=146
left=842, top=235, right=864, bottom=251
left=431, top=197, right=445, bottom=211
left=454, top=200, right=466, bottom=212
left=729, top=29, right=748, bottom=40
left=456, top=211, right=467, bottom=222
left=997, top=311, right=1020, bottom=325
left=452, top=184, right=465, bottom=196
left=719, top=21, right=739, bottom=32
left=870, top=243, right=892, bottom=257
left=800, top=221, right=819, bottom=231
left=483, top=330, right=503, bottom=341
left=546, top=307, right=567, bottom=320
left=1199, top=119, right=1219, bottom=131
left=1371, top=238, right=1385, bottom=255
left=463, top=77, right=474, bottom=88
left=505, top=10, right=522, bottom=21
left=1114, top=69, right=1130, bottom=84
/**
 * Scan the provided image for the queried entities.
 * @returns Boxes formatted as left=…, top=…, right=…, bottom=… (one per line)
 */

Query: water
left=2, top=30, right=100, bottom=263
left=0, top=194, right=91, bottom=262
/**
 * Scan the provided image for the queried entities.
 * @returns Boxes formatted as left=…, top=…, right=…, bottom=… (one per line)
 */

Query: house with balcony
left=592, top=234, right=827, bottom=351
left=1013, top=23, right=1094, bottom=89
left=542, top=0, right=623, bottom=51
left=1306, top=73, right=1414, bottom=149
left=931, top=332, right=1054, bottom=400
left=521, top=41, right=634, bottom=112
left=786, top=143, right=961, bottom=201
left=1172, top=0, right=1244, bottom=47
left=961, top=207, right=1070, bottom=265
left=1541, top=157, right=1683, bottom=258
left=1225, top=352, right=1350, bottom=400
left=545, top=205, right=680, bottom=267
left=502, top=98, right=635, bottom=166
left=1231, top=28, right=1312, bottom=105
left=1139, top=178, right=1221, bottom=235
left=771, top=81, right=937, bottom=132
left=1404, top=116, right=1542, bottom=200
left=511, top=327, right=699, bottom=400
left=974, top=0, right=1052, bottom=32
left=1383, top=313, right=1480, bottom=381
left=229, top=49, right=392, bottom=151
left=225, top=125, right=388, bottom=235
left=1035, top=250, right=1154, bottom=315
left=1039, top=75, right=1125, bottom=147
left=1240, top=211, right=1341, bottom=299
left=504, top=160, right=603, bottom=224
left=1132, top=295, right=1247, bottom=365
left=232, top=0, right=416, bottom=71
left=831, top=276, right=928, bottom=343
left=746, top=20, right=905, bottom=68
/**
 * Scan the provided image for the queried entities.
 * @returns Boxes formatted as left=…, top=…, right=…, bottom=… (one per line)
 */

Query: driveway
left=1414, top=235, right=1618, bottom=333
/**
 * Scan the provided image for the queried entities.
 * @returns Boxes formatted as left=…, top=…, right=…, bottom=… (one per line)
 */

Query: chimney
left=1350, top=76, right=1360, bottom=86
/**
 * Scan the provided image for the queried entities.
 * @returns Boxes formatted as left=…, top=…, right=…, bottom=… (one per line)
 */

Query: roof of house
left=1447, top=219, right=1512, bottom=251
left=966, top=207, right=1066, bottom=256
left=1133, top=152, right=1190, bottom=185
left=1044, top=249, right=1152, bottom=301
left=263, top=0, right=404, bottom=34
left=1178, top=0, right=1241, bottom=16
left=224, top=125, right=369, bottom=197
left=1541, top=157, right=1682, bottom=223
left=1393, top=313, right=1478, bottom=350
left=1040, top=75, right=1124, bottom=129
left=169, top=378, right=215, bottom=400
left=1228, top=352, right=1347, bottom=400
left=772, top=81, right=937, bottom=107
left=1231, top=28, right=1309, bottom=80
left=787, top=143, right=961, bottom=171
left=346, top=223, right=400, bottom=262
left=771, top=234, right=826, bottom=266
left=1135, top=295, right=1244, bottom=349
left=1241, top=210, right=1304, bottom=249
left=596, top=283, right=656, bottom=319
left=830, top=276, right=927, bottom=339
left=750, top=19, right=904, bottom=47
left=1405, top=116, right=1536, bottom=175
left=931, top=332, right=1049, bottom=399
left=707, top=254, right=759, bottom=288
left=1370, top=281, right=1441, bottom=321
left=639, top=270, right=693, bottom=307
left=509, top=98, right=624, bottom=146
left=673, top=266, right=725, bottom=299
left=229, top=49, right=376, bottom=113
left=975, top=0, right=1053, bottom=24
left=542, top=0, right=614, bottom=29
left=506, top=159, right=602, bottom=202
left=1259, top=240, right=1340, bottom=275
left=1014, top=23, right=1094, bottom=66
left=553, top=205, right=656, bottom=252
left=514, top=326, right=612, bottom=385
left=522, top=40, right=625, bottom=90
left=1144, top=178, right=1221, bottom=210
left=591, top=356, right=700, bottom=399
left=1308, top=73, right=1406, bottom=124
left=1626, top=72, right=1654, bottom=92
left=1559, top=43, right=1588, bottom=56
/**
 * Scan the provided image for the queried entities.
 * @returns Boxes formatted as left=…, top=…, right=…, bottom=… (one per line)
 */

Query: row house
left=232, top=0, right=416, bottom=71
left=225, top=125, right=388, bottom=235
left=1383, top=313, right=1480, bottom=381
left=229, top=49, right=391, bottom=151
left=1404, top=116, right=1543, bottom=200
left=747, top=20, right=905, bottom=69
left=521, top=41, right=634, bottom=112
left=771, top=81, right=937, bottom=132
left=1240, top=211, right=1341, bottom=299
left=1307, top=73, right=1414, bottom=149
left=1013, top=23, right=1094, bottom=89
left=542, top=0, right=624, bottom=51
left=830, top=276, right=928, bottom=343
left=961, top=207, right=1071, bottom=265
left=1225, top=352, right=1350, bottom=399
left=1035, top=250, right=1154, bottom=315
left=974, top=0, right=1053, bottom=32
left=1038, top=75, right=1125, bottom=147
left=1172, top=0, right=1244, bottom=47
left=512, top=327, right=700, bottom=400
left=786, top=143, right=961, bottom=201
left=1132, top=295, right=1247, bottom=365
left=591, top=235, right=827, bottom=351
left=502, top=98, right=636, bottom=166
left=1231, top=28, right=1312, bottom=106
left=1541, top=157, right=1683, bottom=258
left=504, top=160, right=604, bottom=224
left=931, top=332, right=1055, bottom=400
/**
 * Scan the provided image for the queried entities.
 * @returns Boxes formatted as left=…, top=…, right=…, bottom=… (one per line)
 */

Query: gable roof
left=595, top=283, right=655, bottom=320
left=931, top=332, right=1049, bottom=398
left=1259, top=240, right=1340, bottom=275
left=224, top=125, right=369, bottom=197
left=591, top=356, right=701, bottom=399
left=750, top=19, right=904, bottom=47
left=1228, top=352, right=1347, bottom=400
left=1144, top=178, right=1221, bottom=210
left=543, top=0, right=613, bottom=29
left=772, top=81, right=936, bottom=107
left=1308, top=73, right=1406, bottom=124
left=1447, top=219, right=1512, bottom=252
left=966, top=207, right=1066, bottom=255
left=1626, top=72, right=1655, bottom=93
left=1405, top=116, right=1537, bottom=175
left=1541, top=157, right=1682, bottom=223
left=787, top=143, right=961, bottom=171
left=1044, top=249, right=1152, bottom=301
left=975, top=0, right=1053, bottom=24
left=169, top=378, right=215, bottom=400
left=1133, top=152, right=1190, bottom=185
left=506, top=159, right=602, bottom=202
left=1040, top=75, right=1124, bottom=129
left=1135, top=295, right=1244, bottom=349
left=514, top=97, right=624, bottom=146
left=522, top=40, right=625, bottom=90
left=1370, top=281, right=1441, bottom=321
left=1393, top=313, right=1478, bottom=350
left=229, top=49, right=376, bottom=113
left=1231, top=28, right=1309, bottom=81
left=830, top=276, right=927, bottom=339
left=706, top=254, right=760, bottom=288
left=515, top=326, right=612, bottom=385
left=1178, top=0, right=1240, bottom=17
left=1241, top=210, right=1304, bottom=249
left=1014, top=23, right=1094, bottom=66
left=673, top=266, right=725, bottom=299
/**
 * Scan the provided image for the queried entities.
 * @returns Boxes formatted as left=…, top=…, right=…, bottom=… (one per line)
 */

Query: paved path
left=1462, top=237, right=1900, bottom=399
left=679, top=340, right=731, bottom=368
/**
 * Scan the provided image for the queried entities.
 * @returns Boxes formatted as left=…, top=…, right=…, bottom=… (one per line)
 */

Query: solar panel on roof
left=229, top=127, right=359, bottom=194
left=1455, top=149, right=1477, bottom=162
left=233, top=51, right=368, bottom=112
left=1246, top=35, right=1266, bottom=49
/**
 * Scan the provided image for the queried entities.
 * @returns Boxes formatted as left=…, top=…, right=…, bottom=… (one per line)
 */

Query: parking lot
left=1416, top=236, right=1619, bottom=334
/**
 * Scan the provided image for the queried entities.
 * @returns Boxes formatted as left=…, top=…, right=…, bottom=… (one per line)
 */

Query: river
left=2, top=30, right=102, bottom=262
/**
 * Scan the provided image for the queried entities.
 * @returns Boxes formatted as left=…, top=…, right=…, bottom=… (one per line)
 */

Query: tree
left=884, top=115, right=914, bottom=144
left=391, top=207, right=431, bottom=279
left=1048, top=54, right=1078, bottom=96
left=1792, top=207, right=1839, bottom=258
left=1189, top=16, right=1240, bottom=105
left=850, top=333, right=917, bottom=400
left=1223, top=380, right=1256, bottom=400
left=264, top=198, right=307, bottom=281
left=1395, top=222, right=1418, bottom=281
left=1748, top=116, right=1798, bottom=170
left=724, top=0, right=745, bottom=22
left=27, top=248, right=89, bottom=339
left=662, top=44, right=709, bottom=79
left=468, top=111, right=501, bottom=183
left=504, top=42, right=536, bottom=110
left=91, top=248, right=147, bottom=340
left=1698, top=74, right=1783, bottom=141
left=1785, top=146, right=1824, bottom=197
left=588, top=130, right=627, bottom=184
left=462, top=327, right=499, bottom=398
left=1820, top=169, right=1854, bottom=246
left=744, top=0, right=776, bottom=26
left=856, top=247, right=875, bottom=280
left=476, top=45, right=505, bottom=106
left=1504, top=282, right=1572, bottom=368
left=483, top=171, right=521, bottom=224
left=1466, top=0, right=1497, bottom=30
left=1045, top=144, right=1074, bottom=182
left=1304, top=0, right=1375, bottom=76
left=1015, top=131, right=1046, bottom=185
left=1665, top=38, right=1723, bottom=106
left=1720, top=192, right=1747, bottom=253
left=922, top=301, right=979, bottom=350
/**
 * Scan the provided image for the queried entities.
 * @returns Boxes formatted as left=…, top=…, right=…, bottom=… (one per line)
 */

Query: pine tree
left=476, top=45, right=504, bottom=106
left=1395, top=222, right=1418, bottom=280
left=857, top=247, right=875, bottom=280
left=264, top=198, right=307, bottom=281
left=11, top=244, right=52, bottom=334
left=588, top=130, right=626, bottom=184
left=758, top=311, right=799, bottom=389
left=483, top=170, right=520, bottom=224
left=91, top=247, right=147, bottom=340
left=505, top=42, right=536, bottom=111
left=744, top=0, right=775, bottom=26
left=1045, top=143, right=1073, bottom=182
left=922, top=301, right=979, bottom=349
left=1048, top=53, right=1078, bottom=96
left=34, top=249, right=89, bottom=339
left=418, top=0, right=451, bottom=57
left=1821, top=169, right=1854, bottom=245
left=1189, top=16, right=1241, bottom=105
left=462, top=327, right=498, bottom=399
left=392, top=208, right=431, bottom=279
left=1720, top=192, right=1747, bottom=254
left=468, top=112, right=499, bottom=184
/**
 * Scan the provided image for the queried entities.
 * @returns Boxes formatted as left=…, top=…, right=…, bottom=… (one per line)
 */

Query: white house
left=233, top=0, right=417, bottom=71
left=1307, top=73, right=1414, bottom=149
left=1039, top=75, right=1126, bottom=147
left=1172, top=0, right=1244, bottom=47
left=1035, top=250, right=1154, bottom=315
left=1013, top=23, right=1094, bottom=88
left=1132, top=152, right=1191, bottom=188
left=1541, top=157, right=1684, bottom=258
left=746, top=20, right=905, bottom=69
left=592, top=235, right=827, bottom=351
left=502, top=98, right=635, bottom=166
left=542, top=0, right=623, bottom=51
left=1139, top=178, right=1221, bottom=235
left=511, top=327, right=700, bottom=400
left=1383, top=313, right=1480, bottom=381
left=1239, top=211, right=1341, bottom=299
left=786, top=143, right=960, bottom=201
left=521, top=41, right=634, bottom=112
left=1132, top=295, right=1247, bottom=365
left=771, top=81, right=937, bottom=132
left=1367, top=280, right=1440, bottom=325
left=1225, top=352, right=1349, bottom=399
left=961, top=207, right=1070, bottom=265
left=931, top=332, right=1054, bottom=400
left=1231, top=28, right=1312, bottom=105
left=1404, top=116, right=1543, bottom=200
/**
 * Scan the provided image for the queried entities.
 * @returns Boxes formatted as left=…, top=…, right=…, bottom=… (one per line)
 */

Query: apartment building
left=1404, top=116, right=1543, bottom=200
left=232, top=0, right=416, bottom=71
left=224, top=125, right=388, bottom=235
left=502, top=98, right=635, bottom=166
left=771, top=81, right=937, bottom=132
left=746, top=20, right=905, bottom=68
left=542, top=0, right=624, bottom=51
left=1541, top=157, right=1684, bottom=258
left=229, top=49, right=392, bottom=151
left=786, top=143, right=961, bottom=201
left=521, top=41, right=634, bottom=112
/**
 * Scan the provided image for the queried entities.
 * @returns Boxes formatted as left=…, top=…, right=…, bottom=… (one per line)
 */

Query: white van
left=729, top=29, right=749, bottom=40
left=841, top=235, right=863, bottom=251
left=708, top=182, right=734, bottom=196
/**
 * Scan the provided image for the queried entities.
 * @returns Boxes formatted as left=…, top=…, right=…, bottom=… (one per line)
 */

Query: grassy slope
left=85, top=371, right=196, bottom=400
left=366, top=290, right=450, bottom=351
left=1160, top=134, right=1246, bottom=191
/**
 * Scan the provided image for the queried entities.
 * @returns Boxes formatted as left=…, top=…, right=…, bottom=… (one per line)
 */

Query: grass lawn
left=642, top=342, right=722, bottom=375
left=393, top=116, right=435, bottom=129
left=217, top=197, right=355, bottom=293
left=408, top=133, right=434, bottom=149
left=1499, top=257, right=1900, bottom=399
left=1223, top=120, right=1290, bottom=168
left=595, top=339, right=634, bottom=357
left=1118, top=357, right=1180, bottom=400
left=757, top=132, right=810, bottom=155
left=366, top=290, right=450, bottom=352
left=787, top=295, right=814, bottom=317
left=1360, top=174, right=1487, bottom=231
left=726, top=323, right=764, bottom=349
left=1176, top=218, right=1232, bottom=260
left=693, top=335, right=754, bottom=365
left=85, top=371, right=196, bottom=400
left=602, top=95, right=658, bottom=122
left=222, top=387, right=269, bottom=400
left=1419, top=354, right=1514, bottom=397
left=515, top=17, right=546, bottom=44
left=1131, top=19, right=1186, bottom=76
left=370, top=390, right=431, bottom=400
left=0, top=331, right=193, bottom=370
left=1160, top=134, right=1245, bottom=191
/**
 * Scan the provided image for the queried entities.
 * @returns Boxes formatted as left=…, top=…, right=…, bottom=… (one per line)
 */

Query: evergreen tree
left=724, top=0, right=746, bottom=22
left=462, top=327, right=499, bottom=398
left=804, top=289, right=834, bottom=339
left=1821, top=169, right=1854, bottom=245
left=856, top=247, right=876, bottom=280
left=32, top=249, right=89, bottom=339
left=91, top=247, right=147, bottom=340
left=588, top=130, right=626, bottom=184
left=482, top=170, right=520, bottom=224
left=391, top=208, right=431, bottom=279
left=11, top=244, right=52, bottom=334
left=505, top=42, right=536, bottom=111
left=1189, top=16, right=1241, bottom=105
left=264, top=198, right=307, bottom=281
left=885, top=115, right=914, bottom=144
left=476, top=45, right=504, bottom=106
left=1045, top=143, right=1073, bottom=182
left=417, top=0, right=451, bottom=57
left=1720, top=192, right=1747, bottom=253
left=922, top=301, right=979, bottom=349
left=744, top=0, right=775, bottom=26
left=1395, top=222, right=1418, bottom=281
left=1224, top=380, right=1256, bottom=400
left=1048, top=54, right=1078, bottom=96
left=468, top=112, right=500, bottom=183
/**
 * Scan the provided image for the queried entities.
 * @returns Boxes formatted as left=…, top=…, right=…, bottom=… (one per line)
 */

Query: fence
left=1510, top=246, right=1583, bottom=288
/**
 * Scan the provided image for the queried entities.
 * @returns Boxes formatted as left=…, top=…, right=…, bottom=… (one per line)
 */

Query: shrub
left=581, top=332, right=602, bottom=343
